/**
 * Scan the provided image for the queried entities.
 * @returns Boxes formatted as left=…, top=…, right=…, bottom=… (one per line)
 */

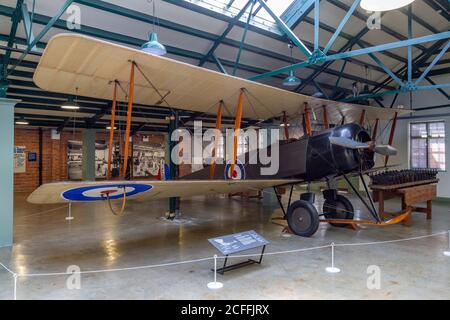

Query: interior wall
left=13, top=128, right=166, bottom=193
left=386, top=74, right=450, bottom=198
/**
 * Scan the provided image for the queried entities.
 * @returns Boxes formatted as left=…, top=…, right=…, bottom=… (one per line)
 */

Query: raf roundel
left=61, top=184, right=152, bottom=202
left=224, top=160, right=246, bottom=180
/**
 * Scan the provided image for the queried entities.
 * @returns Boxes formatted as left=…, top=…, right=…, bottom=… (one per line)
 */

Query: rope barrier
left=0, top=262, right=16, bottom=276
left=4, top=257, right=214, bottom=278
left=0, top=230, right=447, bottom=279
left=334, top=231, right=447, bottom=247
left=17, top=204, right=70, bottom=219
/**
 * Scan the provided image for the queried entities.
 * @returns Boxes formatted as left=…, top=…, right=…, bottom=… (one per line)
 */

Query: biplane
left=27, top=34, right=412, bottom=237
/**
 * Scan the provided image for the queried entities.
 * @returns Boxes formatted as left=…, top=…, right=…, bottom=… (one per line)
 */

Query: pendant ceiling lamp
left=283, top=70, right=301, bottom=87
left=141, top=32, right=167, bottom=56
left=360, top=0, right=415, bottom=12
left=61, top=87, right=80, bottom=110
left=142, top=0, right=167, bottom=56
left=61, top=96, right=80, bottom=110
left=283, top=44, right=301, bottom=87
left=15, top=117, right=29, bottom=125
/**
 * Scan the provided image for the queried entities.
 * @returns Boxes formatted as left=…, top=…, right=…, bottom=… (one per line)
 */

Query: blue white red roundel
left=224, top=160, right=246, bottom=180
left=61, top=184, right=152, bottom=202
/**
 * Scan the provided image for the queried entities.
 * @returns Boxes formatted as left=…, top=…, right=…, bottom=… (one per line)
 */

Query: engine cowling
left=305, top=123, right=374, bottom=180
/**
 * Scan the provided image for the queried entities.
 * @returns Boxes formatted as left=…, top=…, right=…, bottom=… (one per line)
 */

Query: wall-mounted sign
left=28, top=152, right=37, bottom=162
left=14, top=146, right=26, bottom=173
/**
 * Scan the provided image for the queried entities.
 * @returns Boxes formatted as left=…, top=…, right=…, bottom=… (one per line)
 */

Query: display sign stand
left=208, top=230, right=269, bottom=275
left=216, top=245, right=266, bottom=275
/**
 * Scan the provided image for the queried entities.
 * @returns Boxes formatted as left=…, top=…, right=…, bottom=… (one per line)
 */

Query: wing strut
left=230, top=89, right=245, bottom=177
left=303, top=102, right=312, bottom=136
left=107, top=80, right=118, bottom=180
left=322, top=105, right=330, bottom=129
left=282, top=111, right=289, bottom=140
left=372, top=118, right=379, bottom=141
left=384, top=112, right=398, bottom=166
left=122, top=62, right=136, bottom=179
left=359, top=109, right=366, bottom=126
left=210, top=100, right=223, bottom=179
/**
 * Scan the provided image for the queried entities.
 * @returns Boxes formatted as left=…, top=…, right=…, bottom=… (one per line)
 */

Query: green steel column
left=82, top=128, right=96, bottom=181
left=0, top=98, right=20, bottom=247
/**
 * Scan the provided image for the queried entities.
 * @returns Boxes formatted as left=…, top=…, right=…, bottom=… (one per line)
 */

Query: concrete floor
left=0, top=190, right=449, bottom=300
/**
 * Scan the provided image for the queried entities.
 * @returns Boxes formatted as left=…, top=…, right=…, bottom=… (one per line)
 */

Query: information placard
left=208, top=230, right=269, bottom=255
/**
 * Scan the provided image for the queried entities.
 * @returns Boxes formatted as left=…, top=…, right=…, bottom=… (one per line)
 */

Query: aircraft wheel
left=323, top=195, right=354, bottom=228
left=286, top=200, right=320, bottom=237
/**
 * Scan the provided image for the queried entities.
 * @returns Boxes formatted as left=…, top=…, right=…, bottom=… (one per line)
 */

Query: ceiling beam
left=423, top=0, right=450, bottom=21
left=327, top=0, right=427, bottom=53
left=281, top=0, right=316, bottom=29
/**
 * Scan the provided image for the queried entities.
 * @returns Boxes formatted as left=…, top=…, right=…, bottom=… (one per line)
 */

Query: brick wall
left=13, top=128, right=173, bottom=193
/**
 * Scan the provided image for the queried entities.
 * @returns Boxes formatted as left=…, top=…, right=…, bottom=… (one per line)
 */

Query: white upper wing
left=33, top=34, right=410, bottom=122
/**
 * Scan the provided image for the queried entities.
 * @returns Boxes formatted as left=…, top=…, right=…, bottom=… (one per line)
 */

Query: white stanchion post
left=444, top=230, right=450, bottom=257
left=207, top=255, right=223, bottom=289
left=66, top=202, right=74, bottom=221
left=13, top=274, right=17, bottom=300
left=325, top=242, right=341, bottom=273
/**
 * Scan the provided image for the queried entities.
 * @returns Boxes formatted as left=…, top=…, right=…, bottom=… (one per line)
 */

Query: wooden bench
left=371, top=180, right=438, bottom=226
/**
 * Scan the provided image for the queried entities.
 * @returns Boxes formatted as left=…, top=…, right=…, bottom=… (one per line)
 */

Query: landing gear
left=323, top=195, right=355, bottom=227
left=323, top=190, right=354, bottom=227
left=286, top=200, right=320, bottom=237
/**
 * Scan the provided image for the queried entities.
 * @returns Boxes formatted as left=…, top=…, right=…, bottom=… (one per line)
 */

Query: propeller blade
left=373, top=145, right=397, bottom=156
left=329, top=137, right=370, bottom=149
left=329, top=137, right=398, bottom=156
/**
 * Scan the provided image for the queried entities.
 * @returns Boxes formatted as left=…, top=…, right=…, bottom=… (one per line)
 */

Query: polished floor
left=1, top=190, right=449, bottom=300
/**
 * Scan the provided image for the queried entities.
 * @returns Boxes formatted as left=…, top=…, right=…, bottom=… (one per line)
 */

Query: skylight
left=184, top=0, right=296, bottom=33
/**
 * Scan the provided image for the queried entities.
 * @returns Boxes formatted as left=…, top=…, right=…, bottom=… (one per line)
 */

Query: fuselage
left=183, top=123, right=375, bottom=182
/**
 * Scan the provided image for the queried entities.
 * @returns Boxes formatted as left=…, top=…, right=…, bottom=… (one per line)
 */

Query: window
left=215, top=135, right=225, bottom=159
left=410, top=121, right=446, bottom=170
left=223, top=134, right=249, bottom=160
left=184, top=0, right=296, bottom=33
left=237, top=134, right=249, bottom=156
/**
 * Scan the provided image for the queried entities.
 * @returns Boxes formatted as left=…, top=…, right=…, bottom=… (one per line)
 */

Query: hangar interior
left=0, top=0, right=449, bottom=300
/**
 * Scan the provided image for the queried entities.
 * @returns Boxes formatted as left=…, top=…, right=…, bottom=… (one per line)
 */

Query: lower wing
left=27, top=179, right=300, bottom=204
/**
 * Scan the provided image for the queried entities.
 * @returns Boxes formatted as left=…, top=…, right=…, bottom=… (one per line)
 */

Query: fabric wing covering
left=33, top=34, right=411, bottom=123
left=27, top=180, right=296, bottom=204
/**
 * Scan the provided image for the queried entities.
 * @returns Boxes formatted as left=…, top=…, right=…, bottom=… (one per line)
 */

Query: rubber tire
left=323, top=194, right=354, bottom=228
left=286, top=200, right=320, bottom=237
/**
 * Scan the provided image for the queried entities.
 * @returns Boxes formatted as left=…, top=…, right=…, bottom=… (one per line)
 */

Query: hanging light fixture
left=15, top=117, right=29, bottom=125
left=283, top=70, right=301, bottom=87
left=61, top=87, right=80, bottom=110
left=141, top=0, right=167, bottom=56
left=360, top=0, right=415, bottom=12
left=106, top=126, right=117, bottom=130
left=283, top=44, right=301, bottom=87
left=141, top=32, right=167, bottom=56
left=360, top=65, right=371, bottom=95
left=61, top=96, right=80, bottom=110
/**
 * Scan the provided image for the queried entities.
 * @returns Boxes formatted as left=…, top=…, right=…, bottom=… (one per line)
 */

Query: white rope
left=18, top=202, right=90, bottom=219
left=15, top=257, right=214, bottom=278
left=335, top=231, right=447, bottom=247
left=0, top=262, right=16, bottom=276
left=17, top=204, right=69, bottom=219
left=0, top=231, right=447, bottom=278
